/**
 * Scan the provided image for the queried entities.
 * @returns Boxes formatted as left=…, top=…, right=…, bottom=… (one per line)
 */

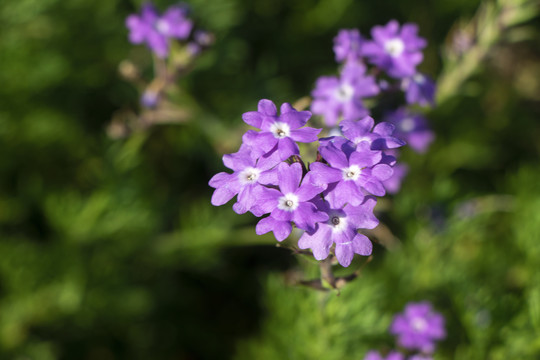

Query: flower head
left=311, top=62, right=379, bottom=126
left=363, top=20, right=427, bottom=78
left=384, top=108, right=434, bottom=153
left=333, top=29, right=364, bottom=63
left=242, top=100, right=321, bottom=160
left=390, top=301, right=446, bottom=353
left=298, top=196, right=378, bottom=267
left=401, top=73, right=436, bottom=107
left=126, top=3, right=193, bottom=58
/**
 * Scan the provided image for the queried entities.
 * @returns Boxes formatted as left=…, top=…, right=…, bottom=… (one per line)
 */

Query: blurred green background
left=1, top=0, right=540, bottom=359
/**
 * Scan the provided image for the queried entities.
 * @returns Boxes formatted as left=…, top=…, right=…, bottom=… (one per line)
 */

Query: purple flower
left=401, top=73, right=436, bottom=107
left=364, top=351, right=404, bottom=360
left=141, top=89, right=160, bottom=108
left=382, top=162, right=408, bottom=194
left=310, top=142, right=393, bottom=207
left=297, top=196, right=378, bottom=267
left=311, top=62, right=379, bottom=126
left=254, top=163, right=328, bottom=240
left=126, top=3, right=193, bottom=58
left=363, top=20, right=427, bottom=78
left=208, top=145, right=280, bottom=215
left=242, top=100, right=321, bottom=160
left=383, top=108, right=434, bottom=153
left=390, top=301, right=446, bottom=353
left=333, top=29, right=364, bottom=63
left=408, top=355, right=433, bottom=360
left=340, top=116, right=405, bottom=151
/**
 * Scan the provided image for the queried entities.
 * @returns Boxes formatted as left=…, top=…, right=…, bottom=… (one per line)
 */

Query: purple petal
left=309, top=162, right=342, bottom=185
left=277, top=137, right=299, bottom=160
left=319, top=144, right=349, bottom=168
left=242, top=111, right=264, bottom=128
left=257, top=99, right=277, bottom=116
left=298, top=225, right=332, bottom=260
left=290, top=127, right=321, bottom=143
left=256, top=216, right=292, bottom=242
left=278, top=162, right=302, bottom=194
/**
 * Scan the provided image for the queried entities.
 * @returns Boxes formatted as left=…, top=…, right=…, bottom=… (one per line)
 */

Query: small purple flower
left=242, top=100, right=321, bottom=160
left=297, top=196, right=378, bottom=267
left=401, top=73, right=436, bottom=107
left=254, top=163, right=328, bottom=240
left=384, top=108, right=434, bottom=153
left=340, top=117, right=405, bottom=151
left=311, top=62, right=379, bottom=126
left=141, top=89, right=160, bottom=108
left=390, top=301, right=446, bottom=353
left=310, top=142, right=392, bottom=207
left=333, top=29, right=364, bottom=63
left=408, top=355, right=433, bottom=360
left=364, top=351, right=404, bottom=360
left=382, top=163, right=408, bottom=194
left=363, top=20, right=427, bottom=78
left=126, top=3, right=193, bottom=58
left=208, top=145, right=280, bottom=215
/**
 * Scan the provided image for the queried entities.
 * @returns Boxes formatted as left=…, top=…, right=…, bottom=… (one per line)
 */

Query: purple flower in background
left=242, top=100, right=321, bottom=160
left=208, top=145, right=280, bottom=215
left=383, top=162, right=408, bottom=194
left=311, top=142, right=392, bottom=207
left=311, top=62, right=379, bottom=126
left=363, top=20, right=426, bottom=78
left=126, top=3, right=193, bottom=58
left=401, top=73, right=436, bottom=107
left=390, top=301, right=446, bottom=353
left=340, top=116, right=405, bottom=151
left=298, top=196, right=378, bottom=267
left=384, top=108, right=434, bottom=153
left=141, top=89, right=160, bottom=108
left=254, top=163, right=328, bottom=240
left=364, top=351, right=404, bottom=360
left=333, top=29, right=364, bottom=63
left=408, top=355, right=433, bottom=360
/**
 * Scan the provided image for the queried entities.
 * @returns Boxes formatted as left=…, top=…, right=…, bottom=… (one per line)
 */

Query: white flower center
left=329, top=212, right=348, bottom=233
left=278, top=193, right=299, bottom=211
left=342, top=165, right=361, bottom=181
left=155, top=19, right=170, bottom=34
left=384, top=38, right=405, bottom=57
left=270, top=122, right=291, bottom=139
left=411, top=317, right=428, bottom=332
left=413, top=73, right=425, bottom=84
left=238, top=167, right=260, bottom=185
left=400, top=117, right=415, bottom=132
left=334, top=83, right=355, bottom=102
left=353, top=136, right=370, bottom=145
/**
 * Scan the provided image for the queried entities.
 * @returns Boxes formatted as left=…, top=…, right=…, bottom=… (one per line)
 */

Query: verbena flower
left=242, top=100, right=321, bottom=160
left=311, top=142, right=393, bottom=207
left=255, top=162, right=328, bottom=239
left=382, top=162, right=408, bottom=194
left=390, top=301, right=446, bottom=353
left=208, top=145, right=281, bottom=215
left=401, top=73, right=436, bottom=107
left=364, top=350, right=404, bottom=360
left=298, top=196, right=378, bottom=267
left=311, top=62, right=379, bottom=126
left=126, top=3, right=193, bottom=58
left=384, top=108, right=434, bottom=153
left=333, top=29, right=364, bottom=63
left=363, top=20, right=426, bottom=78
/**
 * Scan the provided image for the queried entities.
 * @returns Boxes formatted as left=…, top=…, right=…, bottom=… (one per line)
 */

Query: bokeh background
left=1, top=0, right=540, bottom=359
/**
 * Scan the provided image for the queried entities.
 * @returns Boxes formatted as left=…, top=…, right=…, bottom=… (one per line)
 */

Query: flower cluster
left=126, top=3, right=193, bottom=58
left=113, top=3, right=213, bottom=138
left=364, top=301, right=446, bottom=360
left=209, top=99, right=405, bottom=267
left=311, top=20, right=436, bottom=193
